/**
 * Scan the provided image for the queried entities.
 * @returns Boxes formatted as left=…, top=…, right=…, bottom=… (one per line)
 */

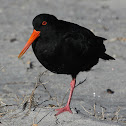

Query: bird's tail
left=96, top=36, right=107, bottom=42
left=100, top=53, right=115, bottom=60
left=95, top=36, right=115, bottom=60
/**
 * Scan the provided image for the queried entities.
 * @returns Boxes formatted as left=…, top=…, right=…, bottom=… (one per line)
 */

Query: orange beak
left=18, top=29, right=40, bottom=58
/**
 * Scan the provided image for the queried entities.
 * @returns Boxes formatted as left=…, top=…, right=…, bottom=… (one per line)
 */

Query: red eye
left=42, top=21, right=47, bottom=25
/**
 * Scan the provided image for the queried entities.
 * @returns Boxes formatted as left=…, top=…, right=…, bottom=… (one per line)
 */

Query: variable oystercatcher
left=18, top=14, right=115, bottom=116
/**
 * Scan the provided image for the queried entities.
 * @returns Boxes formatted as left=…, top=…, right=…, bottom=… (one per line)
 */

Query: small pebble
left=10, top=38, right=17, bottom=43
left=107, top=89, right=114, bottom=94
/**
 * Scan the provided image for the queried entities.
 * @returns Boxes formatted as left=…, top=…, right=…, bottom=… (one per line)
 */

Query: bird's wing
left=61, top=32, right=88, bottom=57
left=61, top=31, right=101, bottom=56
left=60, top=31, right=108, bottom=59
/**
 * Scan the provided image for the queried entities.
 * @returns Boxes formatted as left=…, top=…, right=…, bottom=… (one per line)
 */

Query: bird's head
left=18, top=14, right=58, bottom=58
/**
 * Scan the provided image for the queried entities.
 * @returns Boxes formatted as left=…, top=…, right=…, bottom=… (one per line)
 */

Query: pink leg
left=55, top=78, right=76, bottom=116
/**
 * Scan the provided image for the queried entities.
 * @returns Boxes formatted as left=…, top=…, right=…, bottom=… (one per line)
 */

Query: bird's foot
left=55, top=105, right=72, bottom=116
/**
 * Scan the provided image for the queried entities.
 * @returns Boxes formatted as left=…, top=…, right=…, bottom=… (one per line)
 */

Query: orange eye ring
left=42, top=21, right=47, bottom=25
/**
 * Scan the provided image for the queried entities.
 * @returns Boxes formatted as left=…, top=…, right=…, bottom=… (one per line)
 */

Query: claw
left=55, top=105, right=72, bottom=116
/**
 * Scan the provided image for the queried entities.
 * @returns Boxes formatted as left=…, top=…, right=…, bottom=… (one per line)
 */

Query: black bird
left=18, top=14, right=114, bottom=116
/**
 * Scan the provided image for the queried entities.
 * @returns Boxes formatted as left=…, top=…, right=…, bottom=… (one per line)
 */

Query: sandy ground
left=0, top=0, right=126, bottom=125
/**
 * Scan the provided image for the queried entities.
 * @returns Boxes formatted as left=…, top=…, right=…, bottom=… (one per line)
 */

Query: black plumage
left=18, top=14, right=114, bottom=116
